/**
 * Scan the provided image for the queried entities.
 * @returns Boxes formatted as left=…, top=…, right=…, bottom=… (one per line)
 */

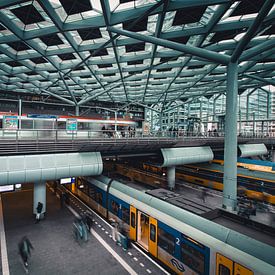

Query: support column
left=272, top=150, right=275, bottom=163
left=238, top=95, right=242, bottom=135
left=18, top=99, right=22, bottom=130
left=114, top=111, right=117, bottom=132
left=151, top=110, right=154, bottom=130
left=33, top=181, right=46, bottom=216
left=223, top=62, right=238, bottom=211
left=167, top=166, right=175, bottom=190
left=246, top=94, right=249, bottom=124
left=75, top=105, right=79, bottom=116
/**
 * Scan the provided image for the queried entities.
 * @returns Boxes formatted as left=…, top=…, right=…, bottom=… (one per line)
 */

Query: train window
left=110, top=200, right=119, bottom=216
left=218, top=264, right=230, bottom=275
left=95, top=192, right=103, bottom=205
left=122, top=207, right=130, bottom=224
left=88, top=186, right=96, bottom=200
left=181, top=242, right=205, bottom=274
left=150, top=224, right=156, bottom=242
left=158, top=228, right=175, bottom=254
left=21, top=120, right=33, bottom=129
left=131, top=212, right=136, bottom=228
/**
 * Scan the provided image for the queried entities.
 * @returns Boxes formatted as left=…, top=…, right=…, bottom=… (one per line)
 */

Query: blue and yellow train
left=139, top=163, right=275, bottom=204
left=213, top=158, right=275, bottom=173
left=73, top=175, right=275, bottom=275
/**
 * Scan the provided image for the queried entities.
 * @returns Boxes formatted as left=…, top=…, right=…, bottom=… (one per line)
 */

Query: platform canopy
left=238, top=143, right=268, bottom=157
left=0, top=152, right=103, bottom=185
left=0, top=0, right=274, bottom=109
left=161, top=146, right=214, bottom=167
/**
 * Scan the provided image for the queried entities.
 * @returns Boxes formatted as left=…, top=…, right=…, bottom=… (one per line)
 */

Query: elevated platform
left=0, top=185, right=168, bottom=275
left=0, top=132, right=274, bottom=156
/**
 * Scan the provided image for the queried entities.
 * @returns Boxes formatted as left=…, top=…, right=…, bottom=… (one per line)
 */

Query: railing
left=0, top=129, right=274, bottom=142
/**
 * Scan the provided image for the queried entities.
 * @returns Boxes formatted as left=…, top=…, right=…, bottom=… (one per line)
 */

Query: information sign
left=0, top=185, right=14, bottom=193
left=60, top=177, right=75, bottom=184
left=66, top=119, right=77, bottom=133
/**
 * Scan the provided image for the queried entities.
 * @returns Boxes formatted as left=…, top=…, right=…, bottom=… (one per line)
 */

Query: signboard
left=66, top=119, right=77, bottom=133
left=0, top=185, right=14, bottom=193
left=3, top=115, right=18, bottom=129
left=60, top=177, right=75, bottom=184
left=27, top=114, right=58, bottom=119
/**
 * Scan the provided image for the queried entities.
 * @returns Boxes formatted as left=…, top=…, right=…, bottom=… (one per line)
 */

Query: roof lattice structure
left=0, top=0, right=274, bottom=111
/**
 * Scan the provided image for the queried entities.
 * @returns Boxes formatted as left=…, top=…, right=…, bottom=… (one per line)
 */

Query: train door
left=137, top=212, right=149, bottom=250
left=148, top=217, right=158, bottom=257
left=234, top=263, right=253, bottom=275
left=216, top=254, right=253, bottom=275
left=216, top=253, right=233, bottom=275
left=129, top=206, right=137, bottom=241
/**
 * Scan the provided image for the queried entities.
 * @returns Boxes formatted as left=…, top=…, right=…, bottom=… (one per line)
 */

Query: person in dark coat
left=35, top=202, right=43, bottom=223
left=83, top=212, right=93, bottom=231
left=18, top=236, right=33, bottom=269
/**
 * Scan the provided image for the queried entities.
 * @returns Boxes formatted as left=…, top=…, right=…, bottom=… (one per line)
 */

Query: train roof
left=191, top=162, right=275, bottom=182
left=95, top=175, right=275, bottom=268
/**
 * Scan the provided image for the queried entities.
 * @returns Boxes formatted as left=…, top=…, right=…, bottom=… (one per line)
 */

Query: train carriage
left=72, top=175, right=275, bottom=275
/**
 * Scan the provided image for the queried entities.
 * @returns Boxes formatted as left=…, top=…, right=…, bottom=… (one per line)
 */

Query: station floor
left=0, top=185, right=168, bottom=275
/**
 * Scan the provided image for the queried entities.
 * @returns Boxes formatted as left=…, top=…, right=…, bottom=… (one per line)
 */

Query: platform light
left=15, top=184, right=22, bottom=189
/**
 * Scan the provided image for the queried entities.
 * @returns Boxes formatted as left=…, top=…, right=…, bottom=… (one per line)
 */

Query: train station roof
left=0, top=0, right=274, bottom=108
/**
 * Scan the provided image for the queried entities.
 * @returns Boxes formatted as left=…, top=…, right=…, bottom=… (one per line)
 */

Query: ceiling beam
left=231, top=0, right=274, bottom=62
left=109, top=27, right=230, bottom=65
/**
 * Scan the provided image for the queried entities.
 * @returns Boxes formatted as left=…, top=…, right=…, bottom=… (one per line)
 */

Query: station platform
left=0, top=185, right=168, bottom=275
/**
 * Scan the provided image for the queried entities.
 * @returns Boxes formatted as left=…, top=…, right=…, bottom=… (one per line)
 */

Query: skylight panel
left=59, top=0, right=92, bottom=15
left=7, top=41, right=30, bottom=51
left=40, top=34, right=64, bottom=46
left=173, top=6, right=207, bottom=26
left=11, top=4, right=44, bottom=25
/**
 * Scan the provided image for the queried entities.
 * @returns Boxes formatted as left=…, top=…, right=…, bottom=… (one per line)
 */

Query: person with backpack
left=35, top=202, right=43, bottom=223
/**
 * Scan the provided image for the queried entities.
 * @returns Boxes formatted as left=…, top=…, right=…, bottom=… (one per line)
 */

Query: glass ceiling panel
left=0, top=0, right=273, bottom=106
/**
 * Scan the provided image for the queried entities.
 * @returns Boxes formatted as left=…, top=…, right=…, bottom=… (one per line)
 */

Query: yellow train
left=72, top=175, right=275, bottom=274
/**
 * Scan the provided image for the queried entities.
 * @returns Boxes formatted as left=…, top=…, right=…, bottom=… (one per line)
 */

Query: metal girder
left=240, top=39, right=275, bottom=61
left=158, top=3, right=231, bottom=109
left=244, top=73, right=275, bottom=86
left=100, top=0, right=129, bottom=102
left=143, top=0, right=169, bottom=102
left=41, top=89, right=75, bottom=106
left=0, top=9, right=91, bottom=101
left=231, top=0, right=274, bottom=63
left=109, top=27, right=231, bottom=65
left=59, top=73, right=77, bottom=105
left=37, top=0, right=113, bottom=102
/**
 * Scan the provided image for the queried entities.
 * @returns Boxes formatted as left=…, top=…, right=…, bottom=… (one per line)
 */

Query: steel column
left=223, top=62, right=238, bottom=210
left=33, top=181, right=46, bottom=215
left=18, top=99, right=22, bottom=130
left=167, top=166, right=175, bottom=190
left=75, top=105, right=79, bottom=116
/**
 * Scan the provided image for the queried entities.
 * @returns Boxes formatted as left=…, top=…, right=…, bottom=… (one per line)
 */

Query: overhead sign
left=0, top=185, right=14, bottom=193
left=60, top=177, right=75, bottom=184
left=66, top=118, right=77, bottom=133
left=3, top=115, right=18, bottom=129
left=27, top=114, right=58, bottom=119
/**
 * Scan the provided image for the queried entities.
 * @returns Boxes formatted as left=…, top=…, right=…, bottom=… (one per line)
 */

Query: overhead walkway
left=0, top=130, right=274, bottom=156
left=0, top=184, right=167, bottom=275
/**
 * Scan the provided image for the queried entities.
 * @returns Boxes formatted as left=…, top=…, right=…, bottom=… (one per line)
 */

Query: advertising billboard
left=3, top=115, right=18, bottom=129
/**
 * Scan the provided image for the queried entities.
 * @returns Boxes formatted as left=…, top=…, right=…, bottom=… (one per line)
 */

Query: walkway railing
left=0, top=129, right=274, bottom=141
